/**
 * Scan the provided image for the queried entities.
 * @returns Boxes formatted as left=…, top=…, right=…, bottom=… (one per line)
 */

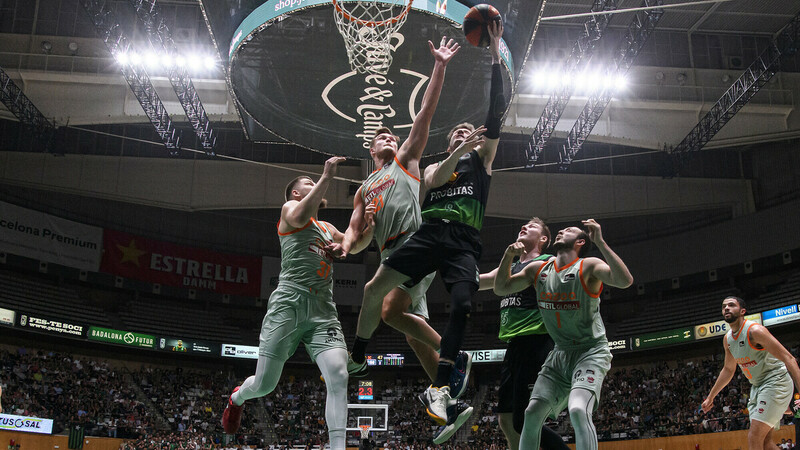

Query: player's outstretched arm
left=327, top=188, right=370, bottom=259
left=478, top=20, right=505, bottom=174
left=493, top=242, right=543, bottom=296
left=702, top=339, right=737, bottom=413
left=750, top=324, right=800, bottom=394
left=349, top=202, right=376, bottom=255
left=396, top=37, right=460, bottom=170
left=581, top=219, right=634, bottom=290
left=283, top=157, right=345, bottom=229
left=479, top=268, right=498, bottom=291
left=424, top=126, right=486, bottom=189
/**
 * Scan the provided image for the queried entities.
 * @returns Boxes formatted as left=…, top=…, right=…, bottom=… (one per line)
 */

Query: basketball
left=463, top=4, right=502, bottom=47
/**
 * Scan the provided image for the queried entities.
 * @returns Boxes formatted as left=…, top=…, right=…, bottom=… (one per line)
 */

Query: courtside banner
left=221, top=343, right=259, bottom=359
left=88, top=326, right=154, bottom=348
left=762, top=304, right=800, bottom=327
left=101, top=229, right=262, bottom=297
left=694, top=313, right=762, bottom=340
left=0, top=413, right=53, bottom=434
left=0, top=307, right=14, bottom=326
left=157, top=337, right=219, bottom=355
left=464, top=349, right=507, bottom=363
left=632, top=327, right=694, bottom=350
left=18, top=313, right=85, bottom=337
left=608, top=338, right=630, bottom=353
left=0, top=201, right=102, bottom=271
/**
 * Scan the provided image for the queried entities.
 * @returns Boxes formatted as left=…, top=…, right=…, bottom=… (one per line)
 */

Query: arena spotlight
left=128, top=52, right=142, bottom=66
left=529, top=69, right=628, bottom=95
left=115, top=52, right=130, bottom=65
left=112, top=50, right=219, bottom=74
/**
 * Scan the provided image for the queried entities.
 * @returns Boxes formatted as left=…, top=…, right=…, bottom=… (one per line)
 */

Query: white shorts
left=748, top=372, right=793, bottom=429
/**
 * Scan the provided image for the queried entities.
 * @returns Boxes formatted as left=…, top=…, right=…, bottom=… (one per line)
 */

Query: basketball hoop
left=359, top=424, right=371, bottom=440
left=331, top=0, right=414, bottom=75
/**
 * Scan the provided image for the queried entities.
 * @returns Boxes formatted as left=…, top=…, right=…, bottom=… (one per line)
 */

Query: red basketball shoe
left=221, top=386, right=243, bottom=434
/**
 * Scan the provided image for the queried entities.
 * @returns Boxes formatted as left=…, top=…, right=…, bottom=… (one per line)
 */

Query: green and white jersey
left=361, top=156, right=422, bottom=253
left=498, top=254, right=553, bottom=342
left=421, top=151, right=491, bottom=230
left=277, top=218, right=335, bottom=296
left=534, top=258, right=606, bottom=349
left=726, top=320, right=788, bottom=387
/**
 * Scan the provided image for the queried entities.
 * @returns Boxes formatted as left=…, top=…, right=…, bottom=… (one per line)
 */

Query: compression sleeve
left=484, top=63, right=506, bottom=139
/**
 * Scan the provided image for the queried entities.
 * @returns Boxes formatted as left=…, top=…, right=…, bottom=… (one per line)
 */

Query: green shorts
left=259, top=283, right=346, bottom=363
left=748, top=371, right=793, bottom=429
left=530, top=341, right=613, bottom=419
left=381, top=235, right=434, bottom=320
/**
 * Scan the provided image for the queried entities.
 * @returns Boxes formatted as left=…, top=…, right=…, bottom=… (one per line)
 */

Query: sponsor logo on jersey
left=539, top=301, right=580, bottom=311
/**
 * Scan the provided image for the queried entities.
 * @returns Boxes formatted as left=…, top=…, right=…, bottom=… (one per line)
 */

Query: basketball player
left=479, top=218, right=569, bottom=450
left=342, top=20, right=506, bottom=443
left=222, top=157, right=367, bottom=450
left=330, top=35, right=472, bottom=390
left=493, top=220, right=633, bottom=450
left=701, top=296, right=800, bottom=450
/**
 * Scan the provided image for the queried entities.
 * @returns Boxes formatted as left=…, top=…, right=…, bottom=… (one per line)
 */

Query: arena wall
left=0, top=430, right=124, bottom=450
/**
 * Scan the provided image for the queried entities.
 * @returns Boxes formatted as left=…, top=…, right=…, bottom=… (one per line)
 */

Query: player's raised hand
left=582, top=219, right=604, bottom=244
left=504, top=241, right=525, bottom=259
left=429, top=36, right=460, bottom=66
left=487, top=19, right=504, bottom=61
left=700, top=397, right=713, bottom=413
left=325, top=242, right=346, bottom=260
left=453, top=126, right=486, bottom=157
left=364, top=202, right=377, bottom=231
left=321, top=156, right=346, bottom=180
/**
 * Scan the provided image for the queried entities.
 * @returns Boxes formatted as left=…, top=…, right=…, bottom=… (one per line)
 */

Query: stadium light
left=529, top=69, right=628, bottom=95
left=112, top=50, right=219, bottom=74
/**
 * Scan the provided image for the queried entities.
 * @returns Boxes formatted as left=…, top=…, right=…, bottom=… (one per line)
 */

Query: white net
left=332, top=0, right=414, bottom=75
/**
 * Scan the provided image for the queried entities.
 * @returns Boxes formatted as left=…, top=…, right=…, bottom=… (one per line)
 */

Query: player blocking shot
left=493, top=220, right=634, bottom=450
left=222, top=157, right=368, bottom=450
left=702, top=296, right=800, bottom=450
left=346, top=19, right=507, bottom=444
left=330, top=35, right=474, bottom=405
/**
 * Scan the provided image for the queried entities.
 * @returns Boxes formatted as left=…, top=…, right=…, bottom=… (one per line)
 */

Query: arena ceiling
left=0, top=0, right=799, bottom=254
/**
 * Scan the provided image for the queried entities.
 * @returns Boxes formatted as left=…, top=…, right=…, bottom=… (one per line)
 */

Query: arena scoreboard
left=365, top=353, right=404, bottom=366
left=358, top=380, right=374, bottom=400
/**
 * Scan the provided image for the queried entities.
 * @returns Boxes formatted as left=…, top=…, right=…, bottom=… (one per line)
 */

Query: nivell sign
left=762, top=304, right=800, bottom=327
left=694, top=313, right=762, bottom=340
left=228, top=0, right=513, bottom=159
left=0, top=413, right=53, bottom=434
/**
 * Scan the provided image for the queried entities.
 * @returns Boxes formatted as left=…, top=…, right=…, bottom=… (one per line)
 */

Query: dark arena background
left=1, top=0, right=800, bottom=448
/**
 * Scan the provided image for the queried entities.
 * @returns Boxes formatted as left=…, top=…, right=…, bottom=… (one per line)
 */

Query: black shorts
left=498, top=333, right=554, bottom=434
left=382, top=220, right=482, bottom=291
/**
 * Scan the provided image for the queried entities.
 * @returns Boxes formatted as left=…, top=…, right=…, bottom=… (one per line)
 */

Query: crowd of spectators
left=2, top=343, right=799, bottom=449
left=119, top=430, right=218, bottom=449
left=0, top=347, right=152, bottom=438
left=136, top=365, right=260, bottom=439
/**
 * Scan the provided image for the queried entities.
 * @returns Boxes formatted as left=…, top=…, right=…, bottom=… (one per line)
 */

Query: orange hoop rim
left=359, top=424, right=371, bottom=437
left=331, top=0, right=414, bottom=27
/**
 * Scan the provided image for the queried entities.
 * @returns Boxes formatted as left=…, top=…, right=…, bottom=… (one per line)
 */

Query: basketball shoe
left=221, top=386, right=243, bottom=434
